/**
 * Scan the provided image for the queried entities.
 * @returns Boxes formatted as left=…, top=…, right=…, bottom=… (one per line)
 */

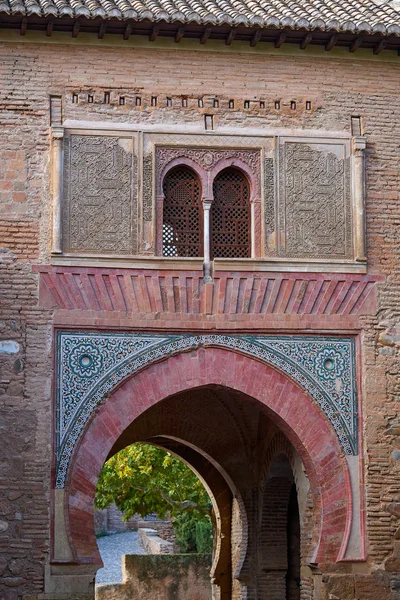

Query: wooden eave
left=1, top=15, right=400, bottom=54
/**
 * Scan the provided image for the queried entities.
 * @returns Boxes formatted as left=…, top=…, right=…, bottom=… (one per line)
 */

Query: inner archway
left=94, top=441, right=216, bottom=596
left=64, top=347, right=352, bottom=599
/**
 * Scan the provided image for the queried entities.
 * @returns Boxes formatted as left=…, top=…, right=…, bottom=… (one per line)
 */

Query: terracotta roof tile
left=1, top=0, right=400, bottom=34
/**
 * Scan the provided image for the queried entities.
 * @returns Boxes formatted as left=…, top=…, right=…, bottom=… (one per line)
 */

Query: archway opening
left=66, top=348, right=351, bottom=599
left=75, top=384, right=318, bottom=599
left=94, top=441, right=214, bottom=594
left=259, top=454, right=301, bottom=600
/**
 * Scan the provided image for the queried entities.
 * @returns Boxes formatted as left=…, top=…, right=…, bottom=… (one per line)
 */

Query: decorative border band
left=55, top=332, right=357, bottom=487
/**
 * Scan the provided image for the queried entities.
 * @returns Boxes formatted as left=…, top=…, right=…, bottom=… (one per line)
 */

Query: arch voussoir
left=67, top=346, right=351, bottom=567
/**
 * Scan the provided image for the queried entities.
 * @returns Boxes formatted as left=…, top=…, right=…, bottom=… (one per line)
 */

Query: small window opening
left=104, top=92, right=110, bottom=104
left=167, top=97, right=172, bottom=107
left=72, top=93, right=78, bottom=104
left=182, top=97, right=188, bottom=107
left=244, top=100, right=250, bottom=109
left=162, top=167, right=203, bottom=258
left=229, top=99, right=234, bottom=109
left=151, top=96, right=157, bottom=106
left=291, top=101, right=296, bottom=110
left=306, top=101, right=311, bottom=111
left=211, top=167, right=251, bottom=259
left=275, top=100, right=280, bottom=110
left=205, top=114, right=214, bottom=130
left=260, top=100, right=265, bottom=109
left=198, top=98, right=204, bottom=108
left=88, top=94, right=94, bottom=103
left=213, top=98, right=219, bottom=108
left=136, top=96, right=141, bottom=106
left=119, top=96, right=125, bottom=106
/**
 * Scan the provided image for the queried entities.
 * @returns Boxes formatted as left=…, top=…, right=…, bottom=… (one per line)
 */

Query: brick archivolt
left=66, top=347, right=353, bottom=566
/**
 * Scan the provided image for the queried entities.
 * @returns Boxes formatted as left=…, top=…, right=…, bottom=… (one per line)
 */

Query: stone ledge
left=138, top=528, right=174, bottom=555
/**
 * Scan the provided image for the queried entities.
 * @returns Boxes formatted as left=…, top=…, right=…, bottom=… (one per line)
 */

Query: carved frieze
left=156, top=147, right=261, bottom=194
left=264, top=157, right=276, bottom=255
left=63, top=134, right=137, bottom=254
left=142, top=153, right=153, bottom=222
left=278, top=141, right=352, bottom=259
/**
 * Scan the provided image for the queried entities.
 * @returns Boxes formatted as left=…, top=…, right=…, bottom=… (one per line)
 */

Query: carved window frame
left=155, top=147, right=262, bottom=258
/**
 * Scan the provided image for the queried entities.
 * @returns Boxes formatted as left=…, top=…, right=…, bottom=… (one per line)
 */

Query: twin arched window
left=162, top=166, right=251, bottom=259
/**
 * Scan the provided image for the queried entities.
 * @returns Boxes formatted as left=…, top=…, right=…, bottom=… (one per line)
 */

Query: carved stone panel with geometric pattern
left=278, top=140, right=352, bottom=259
left=63, top=134, right=137, bottom=254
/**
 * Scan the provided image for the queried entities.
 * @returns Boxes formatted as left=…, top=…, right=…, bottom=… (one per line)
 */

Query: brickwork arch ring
left=157, top=156, right=207, bottom=197
left=66, top=347, right=352, bottom=567
left=209, top=157, right=260, bottom=203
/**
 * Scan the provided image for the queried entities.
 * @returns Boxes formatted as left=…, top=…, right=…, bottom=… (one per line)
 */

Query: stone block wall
left=138, top=528, right=174, bottom=554
left=94, top=505, right=139, bottom=535
left=95, top=554, right=212, bottom=600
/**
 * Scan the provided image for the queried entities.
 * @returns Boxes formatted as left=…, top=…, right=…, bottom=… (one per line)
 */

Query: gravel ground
left=95, top=531, right=147, bottom=584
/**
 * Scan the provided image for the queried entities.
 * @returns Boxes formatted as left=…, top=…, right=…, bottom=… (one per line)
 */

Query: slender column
left=51, top=126, right=64, bottom=254
left=156, top=194, right=165, bottom=255
left=353, top=136, right=367, bottom=262
left=251, top=201, right=256, bottom=258
left=203, top=200, right=212, bottom=283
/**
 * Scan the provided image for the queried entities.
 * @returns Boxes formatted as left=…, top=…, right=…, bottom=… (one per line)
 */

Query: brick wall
left=0, top=39, right=399, bottom=600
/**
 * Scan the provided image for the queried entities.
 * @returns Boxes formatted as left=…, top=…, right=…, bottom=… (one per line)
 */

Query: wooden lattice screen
left=212, top=168, right=251, bottom=258
left=162, top=167, right=203, bottom=257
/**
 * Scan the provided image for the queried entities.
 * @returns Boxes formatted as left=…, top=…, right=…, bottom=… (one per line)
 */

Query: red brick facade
left=0, top=33, right=399, bottom=600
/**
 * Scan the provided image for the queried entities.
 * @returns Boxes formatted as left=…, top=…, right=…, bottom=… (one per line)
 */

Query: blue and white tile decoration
left=55, top=332, right=357, bottom=487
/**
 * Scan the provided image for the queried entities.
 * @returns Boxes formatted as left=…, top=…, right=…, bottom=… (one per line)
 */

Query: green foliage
left=195, top=519, right=213, bottom=554
left=174, top=511, right=213, bottom=554
left=95, top=443, right=212, bottom=524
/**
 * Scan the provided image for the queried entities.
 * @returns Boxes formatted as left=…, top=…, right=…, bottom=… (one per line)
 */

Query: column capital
left=352, top=136, right=366, bottom=152
left=52, top=126, right=64, bottom=140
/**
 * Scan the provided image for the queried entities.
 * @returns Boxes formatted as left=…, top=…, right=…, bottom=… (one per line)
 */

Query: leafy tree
left=95, top=442, right=213, bottom=552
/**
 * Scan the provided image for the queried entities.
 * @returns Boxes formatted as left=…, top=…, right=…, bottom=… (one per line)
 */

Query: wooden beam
left=226, top=28, right=236, bottom=46
left=250, top=30, right=262, bottom=48
left=72, top=21, right=80, bottom=38
left=275, top=32, right=286, bottom=48
left=300, top=32, right=312, bottom=49
left=123, top=22, right=133, bottom=40
left=373, top=37, right=387, bottom=55
left=98, top=21, right=107, bottom=39
left=349, top=35, right=363, bottom=53
left=326, top=34, right=338, bottom=51
left=149, top=24, right=159, bottom=42
left=200, top=27, right=212, bottom=44
left=20, top=17, right=27, bottom=36
left=46, top=18, right=54, bottom=37
left=174, top=25, right=185, bottom=43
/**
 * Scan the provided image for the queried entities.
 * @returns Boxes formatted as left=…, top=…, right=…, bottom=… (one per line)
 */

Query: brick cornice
left=34, top=265, right=382, bottom=325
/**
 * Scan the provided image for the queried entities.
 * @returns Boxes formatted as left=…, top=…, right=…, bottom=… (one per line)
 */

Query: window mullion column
left=203, top=200, right=212, bottom=283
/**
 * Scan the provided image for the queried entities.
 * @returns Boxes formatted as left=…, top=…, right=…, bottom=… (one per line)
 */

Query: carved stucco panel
left=264, top=157, right=276, bottom=256
left=278, top=141, right=352, bottom=259
left=63, top=134, right=137, bottom=254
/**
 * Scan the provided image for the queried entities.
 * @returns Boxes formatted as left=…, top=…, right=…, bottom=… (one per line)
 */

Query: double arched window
left=162, top=166, right=251, bottom=259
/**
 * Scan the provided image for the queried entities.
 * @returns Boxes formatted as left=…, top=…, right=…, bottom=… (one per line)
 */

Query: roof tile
left=1, top=0, right=399, bottom=35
